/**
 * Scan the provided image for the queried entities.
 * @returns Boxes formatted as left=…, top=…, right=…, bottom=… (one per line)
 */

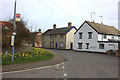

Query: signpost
left=11, top=0, right=16, bottom=62
left=16, top=14, right=20, bottom=21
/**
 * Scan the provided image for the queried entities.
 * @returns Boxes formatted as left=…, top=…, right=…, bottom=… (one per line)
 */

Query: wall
left=42, top=35, right=54, bottom=48
left=98, top=34, right=119, bottom=41
left=97, top=42, right=118, bottom=52
left=74, top=22, right=118, bottom=53
left=66, top=28, right=76, bottom=49
left=42, top=34, right=66, bottom=49
left=74, top=22, right=98, bottom=52
left=53, top=34, right=66, bottom=49
left=35, top=33, right=42, bottom=47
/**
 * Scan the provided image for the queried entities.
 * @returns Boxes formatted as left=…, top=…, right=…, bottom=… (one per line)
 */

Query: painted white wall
left=66, top=28, right=76, bottom=49
left=98, top=34, right=119, bottom=41
left=74, top=22, right=119, bottom=53
left=97, top=42, right=118, bottom=52
left=74, top=22, right=98, bottom=52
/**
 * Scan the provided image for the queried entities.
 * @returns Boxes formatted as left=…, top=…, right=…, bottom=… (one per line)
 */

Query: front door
left=70, top=43, right=73, bottom=50
left=56, top=43, right=57, bottom=49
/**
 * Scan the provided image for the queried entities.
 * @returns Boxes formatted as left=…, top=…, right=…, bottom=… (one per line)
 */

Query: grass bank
left=2, top=48, right=54, bottom=65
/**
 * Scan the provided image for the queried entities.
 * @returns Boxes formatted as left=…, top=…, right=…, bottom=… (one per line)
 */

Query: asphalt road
left=2, top=49, right=118, bottom=78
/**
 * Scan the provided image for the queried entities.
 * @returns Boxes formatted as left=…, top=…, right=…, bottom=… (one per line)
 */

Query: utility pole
left=11, top=0, right=17, bottom=62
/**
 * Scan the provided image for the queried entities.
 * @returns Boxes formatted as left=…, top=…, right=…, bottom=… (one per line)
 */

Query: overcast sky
left=1, top=0, right=119, bottom=32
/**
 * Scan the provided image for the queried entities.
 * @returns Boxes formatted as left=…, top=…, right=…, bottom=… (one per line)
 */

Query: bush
left=2, top=20, right=31, bottom=50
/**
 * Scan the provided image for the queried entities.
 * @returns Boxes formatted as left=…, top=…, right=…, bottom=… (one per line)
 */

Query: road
left=2, top=49, right=118, bottom=78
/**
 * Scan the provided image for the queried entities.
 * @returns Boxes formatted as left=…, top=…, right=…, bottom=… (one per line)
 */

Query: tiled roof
left=43, top=26, right=76, bottom=35
left=77, top=21, right=120, bottom=36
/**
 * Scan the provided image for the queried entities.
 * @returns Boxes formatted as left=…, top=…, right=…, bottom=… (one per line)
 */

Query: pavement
left=2, top=51, right=67, bottom=72
left=2, top=49, right=118, bottom=78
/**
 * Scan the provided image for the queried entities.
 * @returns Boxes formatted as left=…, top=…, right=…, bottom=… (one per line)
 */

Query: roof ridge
left=86, top=21, right=114, bottom=27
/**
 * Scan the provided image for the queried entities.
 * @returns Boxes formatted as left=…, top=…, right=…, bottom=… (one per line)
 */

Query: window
left=86, top=43, right=89, bottom=49
left=43, top=42, right=46, bottom=46
left=60, top=42, right=64, bottom=47
left=78, top=43, right=82, bottom=49
left=43, top=35, right=45, bottom=39
left=112, top=36, right=114, bottom=39
left=79, top=33, right=82, bottom=39
left=104, top=34, right=107, bottom=39
left=60, top=34, right=64, bottom=38
left=50, top=35, right=53, bottom=39
left=50, top=42, right=53, bottom=47
left=99, top=44, right=104, bottom=49
left=55, top=35, right=57, bottom=38
left=88, top=32, right=92, bottom=39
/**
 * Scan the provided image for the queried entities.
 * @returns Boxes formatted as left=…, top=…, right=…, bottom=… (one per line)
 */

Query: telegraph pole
left=11, top=0, right=17, bottom=62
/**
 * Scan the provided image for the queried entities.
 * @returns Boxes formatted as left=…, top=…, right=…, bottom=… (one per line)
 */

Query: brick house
left=42, top=22, right=77, bottom=50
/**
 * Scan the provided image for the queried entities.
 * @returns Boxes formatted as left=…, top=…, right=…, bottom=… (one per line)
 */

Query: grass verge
left=2, top=48, right=54, bottom=65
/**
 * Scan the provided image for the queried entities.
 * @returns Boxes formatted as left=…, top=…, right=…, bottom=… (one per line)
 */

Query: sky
left=0, top=0, right=119, bottom=32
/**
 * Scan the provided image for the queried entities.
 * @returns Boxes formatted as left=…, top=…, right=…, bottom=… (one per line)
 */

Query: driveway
left=2, top=49, right=118, bottom=78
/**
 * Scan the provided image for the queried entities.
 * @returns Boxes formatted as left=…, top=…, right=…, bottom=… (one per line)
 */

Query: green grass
left=2, top=48, right=54, bottom=65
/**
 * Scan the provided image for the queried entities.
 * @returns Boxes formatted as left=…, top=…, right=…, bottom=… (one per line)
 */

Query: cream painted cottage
left=74, top=21, right=120, bottom=53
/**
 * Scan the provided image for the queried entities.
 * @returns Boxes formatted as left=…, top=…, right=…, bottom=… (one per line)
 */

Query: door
left=70, top=43, right=73, bottom=50
left=56, top=43, right=57, bottom=49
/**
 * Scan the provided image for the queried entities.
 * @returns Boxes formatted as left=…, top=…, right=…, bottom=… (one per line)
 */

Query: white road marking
left=1, top=62, right=64, bottom=75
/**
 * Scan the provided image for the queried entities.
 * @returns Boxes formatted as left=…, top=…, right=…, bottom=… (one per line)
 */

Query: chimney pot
left=39, top=29, right=41, bottom=33
left=68, top=22, right=72, bottom=27
left=53, top=24, right=56, bottom=29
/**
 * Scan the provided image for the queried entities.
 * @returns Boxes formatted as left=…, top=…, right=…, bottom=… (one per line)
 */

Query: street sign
left=11, top=35, right=15, bottom=46
left=16, top=14, right=20, bottom=21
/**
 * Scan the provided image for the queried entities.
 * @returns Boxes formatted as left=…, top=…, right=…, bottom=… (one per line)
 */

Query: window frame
left=55, top=35, right=57, bottom=38
left=60, top=42, right=64, bottom=48
left=88, top=32, right=92, bottom=39
left=78, top=43, right=82, bottom=49
left=99, top=44, right=104, bottom=49
left=86, top=43, right=89, bottom=49
left=103, top=34, right=107, bottom=39
left=43, top=42, right=46, bottom=46
left=60, top=34, right=64, bottom=38
left=79, top=32, right=82, bottom=39
left=50, top=42, right=53, bottom=47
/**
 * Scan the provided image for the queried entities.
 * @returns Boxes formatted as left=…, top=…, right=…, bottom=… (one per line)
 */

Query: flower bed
left=2, top=48, right=54, bottom=65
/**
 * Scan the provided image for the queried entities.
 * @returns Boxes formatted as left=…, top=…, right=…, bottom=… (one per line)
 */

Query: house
left=0, top=21, right=13, bottom=35
left=42, top=22, right=77, bottom=50
left=31, top=29, right=42, bottom=47
left=74, top=21, right=120, bottom=53
left=35, top=29, right=42, bottom=47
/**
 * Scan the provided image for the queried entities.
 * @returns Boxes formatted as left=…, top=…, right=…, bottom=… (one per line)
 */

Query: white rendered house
left=74, top=21, right=120, bottom=53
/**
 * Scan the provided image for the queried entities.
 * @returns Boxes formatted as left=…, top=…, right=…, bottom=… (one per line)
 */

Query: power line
left=47, top=0, right=80, bottom=23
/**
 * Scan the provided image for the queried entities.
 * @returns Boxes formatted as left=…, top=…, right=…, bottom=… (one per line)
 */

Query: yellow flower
left=22, top=54, right=24, bottom=57
left=19, top=55, right=21, bottom=57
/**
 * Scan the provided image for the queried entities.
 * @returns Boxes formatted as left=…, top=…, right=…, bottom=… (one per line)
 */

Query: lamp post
left=11, top=0, right=16, bottom=62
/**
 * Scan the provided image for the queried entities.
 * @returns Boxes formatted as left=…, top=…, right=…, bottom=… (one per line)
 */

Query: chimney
left=53, top=24, right=56, bottom=29
left=38, top=29, right=41, bottom=33
left=68, top=22, right=72, bottom=27
left=27, top=29, right=30, bottom=32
